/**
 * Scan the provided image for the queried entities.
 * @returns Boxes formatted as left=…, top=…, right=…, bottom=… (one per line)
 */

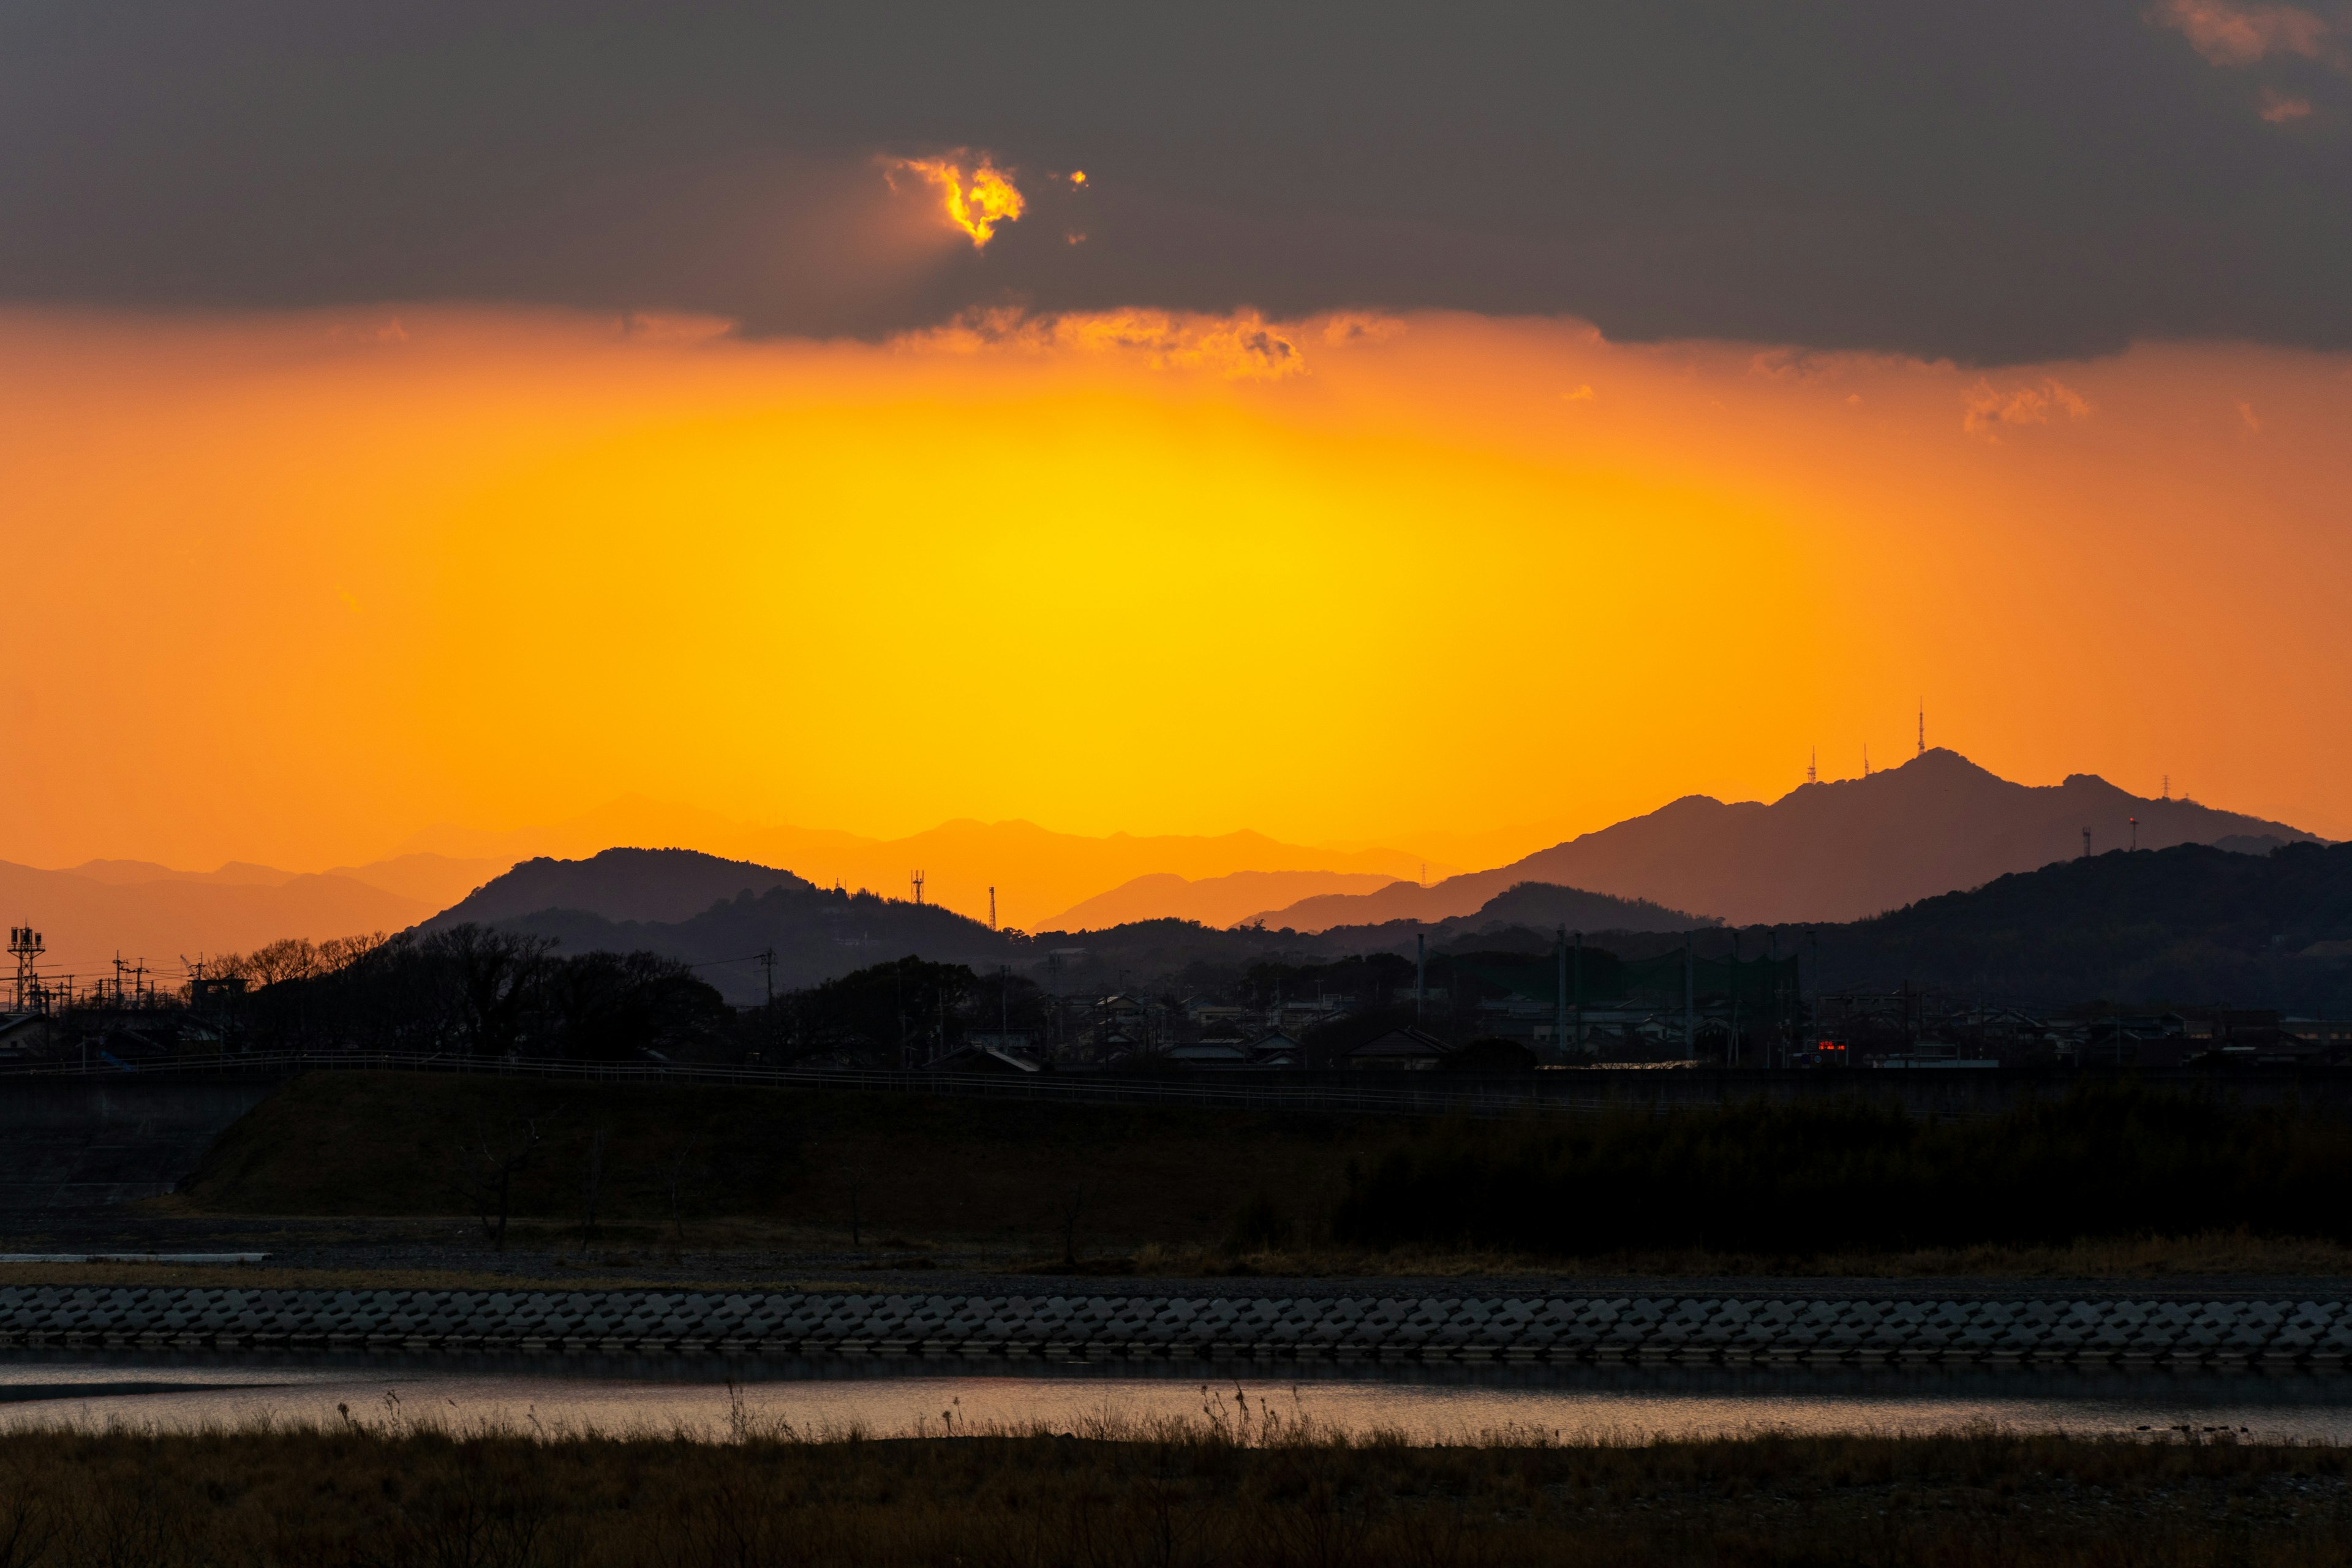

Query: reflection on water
left=4, top=1351, right=2350, bottom=1444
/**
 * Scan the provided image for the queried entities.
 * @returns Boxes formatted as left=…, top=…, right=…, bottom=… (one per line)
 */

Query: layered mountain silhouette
left=0, top=860, right=445, bottom=984
left=1248, top=751, right=2316, bottom=929
left=429, top=851, right=1014, bottom=1002
left=413, top=835, right=2352, bottom=1012
left=397, top=796, right=1450, bottom=932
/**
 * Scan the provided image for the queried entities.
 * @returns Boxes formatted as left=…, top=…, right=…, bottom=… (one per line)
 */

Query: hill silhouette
left=420, top=848, right=815, bottom=930
left=1249, top=750, right=2315, bottom=929
left=1430, top=844, right=2352, bottom=1014
left=1804, top=840, right=2352, bottom=1010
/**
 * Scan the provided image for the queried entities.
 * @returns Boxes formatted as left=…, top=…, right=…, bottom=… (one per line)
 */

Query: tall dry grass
left=0, top=1406, right=2345, bottom=1566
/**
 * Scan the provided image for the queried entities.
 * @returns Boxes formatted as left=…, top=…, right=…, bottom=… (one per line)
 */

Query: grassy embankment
left=0, top=1422, right=2348, bottom=1566
left=147, top=1072, right=2352, bottom=1280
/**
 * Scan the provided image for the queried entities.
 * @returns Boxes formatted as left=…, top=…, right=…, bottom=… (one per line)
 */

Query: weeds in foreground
left=0, top=1421, right=2345, bottom=1566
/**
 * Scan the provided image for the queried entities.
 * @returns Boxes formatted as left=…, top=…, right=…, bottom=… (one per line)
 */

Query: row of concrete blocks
left=4, top=1288, right=2352, bottom=1366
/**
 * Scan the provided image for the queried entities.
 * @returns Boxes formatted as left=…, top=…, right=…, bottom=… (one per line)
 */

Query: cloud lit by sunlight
left=898, top=307, right=1325, bottom=379
left=882, top=156, right=1026, bottom=247
left=1961, top=375, right=2093, bottom=437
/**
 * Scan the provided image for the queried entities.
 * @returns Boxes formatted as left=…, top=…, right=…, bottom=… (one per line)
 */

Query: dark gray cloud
left=2, top=0, right=2347, bottom=361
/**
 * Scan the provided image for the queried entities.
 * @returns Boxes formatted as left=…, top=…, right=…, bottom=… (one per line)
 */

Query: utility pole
left=1573, top=930, right=1585, bottom=1055
left=757, top=948, right=776, bottom=1009
left=1728, top=929, right=1741, bottom=1066
left=1680, top=934, right=1697, bottom=1058
left=1555, top=925, right=1568, bottom=1063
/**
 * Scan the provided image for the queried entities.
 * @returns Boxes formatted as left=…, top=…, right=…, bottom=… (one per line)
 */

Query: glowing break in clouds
left=2151, top=0, right=2337, bottom=66
left=899, top=307, right=1332, bottom=379
left=882, top=155, right=1025, bottom=247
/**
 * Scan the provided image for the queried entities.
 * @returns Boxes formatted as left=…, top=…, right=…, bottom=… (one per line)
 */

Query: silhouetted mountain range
left=428, top=835, right=2352, bottom=1012
left=396, top=796, right=1450, bottom=931
left=1248, top=750, right=2315, bottom=929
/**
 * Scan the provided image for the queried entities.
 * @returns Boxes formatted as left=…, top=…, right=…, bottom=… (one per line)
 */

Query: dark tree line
left=226, top=938, right=1054, bottom=1069
left=234, top=926, right=732, bottom=1061
left=741, top=956, right=1052, bottom=1068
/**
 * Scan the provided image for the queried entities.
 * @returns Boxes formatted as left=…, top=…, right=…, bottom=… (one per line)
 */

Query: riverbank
left=0, top=1423, right=2345, bottom=1566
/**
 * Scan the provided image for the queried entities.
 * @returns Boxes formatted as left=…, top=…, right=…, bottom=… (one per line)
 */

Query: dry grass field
left=0, top=1420, right=2349, bottom=1567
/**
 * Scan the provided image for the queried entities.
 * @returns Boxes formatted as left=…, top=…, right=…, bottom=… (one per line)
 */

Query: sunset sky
left=4, top=0, right=2350, bottom=875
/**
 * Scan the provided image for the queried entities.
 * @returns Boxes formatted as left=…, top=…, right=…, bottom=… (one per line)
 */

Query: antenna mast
left=7, top=925, right=42, bottom=1013
left=1806, top=746, right=1816, bottom=785
left=910, top=870, right=925, bottom=907
left=1917, top=703, right=1924, bottom=758
left=988, top=886, right=997, bottom=932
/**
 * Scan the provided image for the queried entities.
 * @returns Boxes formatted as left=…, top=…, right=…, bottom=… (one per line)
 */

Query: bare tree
left=469, top=1115, right=544, bottom=1253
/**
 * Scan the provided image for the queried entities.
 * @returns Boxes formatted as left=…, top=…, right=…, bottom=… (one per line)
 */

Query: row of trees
left=224, top=926, right=734, bottom=1061
left=211, top=935, right=1063, bottom=1068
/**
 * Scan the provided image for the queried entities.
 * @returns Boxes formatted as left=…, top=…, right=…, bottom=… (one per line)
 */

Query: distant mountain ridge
left=0, top=861, right=435, bottom=984
left=1248, top=750, right=2318, bottom=929
left=396, top=796, right=1457, bottom=932
left=1049, top=869, right=1401, bottom=931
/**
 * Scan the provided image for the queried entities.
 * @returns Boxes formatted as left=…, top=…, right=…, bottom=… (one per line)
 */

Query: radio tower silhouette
left=7, top=925, right=42, bottom=1013
left=1917, top=703, right=1924, bottom=758
left=910, top=870, right=924, bottom=907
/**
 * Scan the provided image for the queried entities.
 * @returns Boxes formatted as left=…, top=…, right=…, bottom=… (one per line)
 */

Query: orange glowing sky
left=2, top=300, right=2348, bottom=876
